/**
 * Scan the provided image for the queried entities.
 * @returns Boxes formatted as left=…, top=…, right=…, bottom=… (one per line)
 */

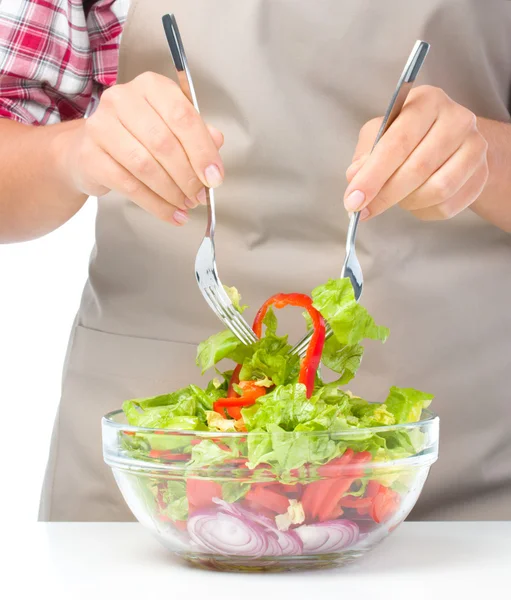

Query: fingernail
left=173, top=209, right=189, bottom=225
left=184, top=197, right=198, bottom=209
left=344, top=190, right=365, bottom=211
left=204, top=164, right=223, bottom=188
left=360, top=208, right=370, bottom=221
left=196, top=188, right=207, bottom=205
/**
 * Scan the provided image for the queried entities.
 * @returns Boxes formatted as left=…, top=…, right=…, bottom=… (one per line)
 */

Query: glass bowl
left=102, top=409, right=439, bottom=572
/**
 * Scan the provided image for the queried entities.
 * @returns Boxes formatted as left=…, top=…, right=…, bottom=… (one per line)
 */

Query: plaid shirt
left=0, top=0, right=129, bottom=125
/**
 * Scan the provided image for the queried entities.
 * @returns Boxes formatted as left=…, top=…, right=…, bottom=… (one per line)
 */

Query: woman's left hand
left=344, top=85, right=489, bottom=221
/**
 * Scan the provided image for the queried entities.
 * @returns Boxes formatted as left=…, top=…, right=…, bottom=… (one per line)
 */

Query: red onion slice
left=295, top=519, right=359, bottom=554
left=213, top=499, right=302, bottom=556
left=187, top=510, right=268, bottom=557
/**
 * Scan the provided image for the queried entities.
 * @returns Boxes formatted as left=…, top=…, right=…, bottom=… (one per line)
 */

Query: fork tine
left=206, top=287, right=255, bottom=345
left=229, top=307, right=258, bottom=343
left=221, top=297, right=257, bottom=342
left=215, top=284, right=258, bottom=343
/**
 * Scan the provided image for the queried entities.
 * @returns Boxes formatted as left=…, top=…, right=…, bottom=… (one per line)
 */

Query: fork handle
left=162, top=14, right=215, bottom=236
left=345, top=40, right=430, bottom=249
left=162, top=14, right=200, bottom=111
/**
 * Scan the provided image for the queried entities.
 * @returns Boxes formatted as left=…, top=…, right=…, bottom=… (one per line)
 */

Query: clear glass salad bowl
left=102, top=409, right=439, bottom=572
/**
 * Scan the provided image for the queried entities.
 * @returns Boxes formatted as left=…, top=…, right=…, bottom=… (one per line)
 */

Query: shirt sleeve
left=0, top=0, right=126, bottom=126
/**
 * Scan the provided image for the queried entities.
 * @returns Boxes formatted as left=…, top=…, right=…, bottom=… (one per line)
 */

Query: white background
left=0, top=199, right=97, bottom=519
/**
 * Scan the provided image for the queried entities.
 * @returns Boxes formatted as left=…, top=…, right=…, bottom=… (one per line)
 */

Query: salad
left=119, top=278, right=434, bottom=558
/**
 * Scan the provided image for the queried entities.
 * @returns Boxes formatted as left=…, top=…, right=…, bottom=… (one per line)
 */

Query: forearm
left=472, top=118, right=511, bottom=232
left=0, top=119, right=87, bottom=243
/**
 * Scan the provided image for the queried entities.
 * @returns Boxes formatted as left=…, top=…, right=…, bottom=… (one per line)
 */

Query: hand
left=65, top=72, right=224, bottom=226
left=344, top=85, right=489, bottom=221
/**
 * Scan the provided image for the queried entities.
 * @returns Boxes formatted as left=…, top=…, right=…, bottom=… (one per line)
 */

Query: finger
left=346, top=153, right=369, bottom=183
left=207, top=124, right=225, bottom=149
left=87, top=145, right=190, bottom=226
left=90, top=110, right=190, bottom=211
left=363, top=111, right=476, bottom=218
left=409, top=161, right=488, bottom=221
left=399, top=132, right=488, bottom=211
left=344, top=96, right=438, bottom=212
left=113, top=90, right=205, bottom=207
left=351, top=118, right=382, bottom=162
left=138, top=72, right=225, bottom=189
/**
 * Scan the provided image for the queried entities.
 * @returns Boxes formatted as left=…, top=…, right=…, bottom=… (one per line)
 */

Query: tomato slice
left=245, top=486, right=289, bottom=514
left=186, top=479, right=222, bottom=510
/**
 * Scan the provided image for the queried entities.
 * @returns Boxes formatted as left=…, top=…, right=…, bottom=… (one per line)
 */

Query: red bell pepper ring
left=148, top=450, right=190, bottom=461
left=227, top=364, right=243, bottom=398
left=219, top=367, right=267, bottom=419
left=252, top=293, right=326, bottom=398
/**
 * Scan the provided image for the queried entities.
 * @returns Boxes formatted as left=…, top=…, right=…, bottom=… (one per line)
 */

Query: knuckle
left=431, top=174, right=457, bottom=201
left=120, top=175, right=141, bottom=196
left=416, top=85, right=451, bottom=112
left=456, top=106, right=477, bottom=130
left=134, top=71, right=160, bottom=88
left=101, top=84, right=124, bottom=106
left=465, top=110, right=477, bottom=129
left=476, top=132, right=489, bottom=155
left=184, top=174, right=202, bottom=196
left=391, top=129, right=414, bottom=154
left=148, top=124, right=174, bottom=154
left=171, top=101, right=197, bottom=129
left=414, top=156, right=436, bottom=178
left=436, top=201, right=457, bottom=220
left=127, top=148, right=153, bottom=175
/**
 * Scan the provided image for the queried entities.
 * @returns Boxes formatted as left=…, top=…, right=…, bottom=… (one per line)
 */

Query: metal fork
left=162, top=14, right=257, bottom=345
left=290, top=40, right=430, bottom=358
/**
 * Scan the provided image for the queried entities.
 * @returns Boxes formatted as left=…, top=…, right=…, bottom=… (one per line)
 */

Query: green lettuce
left=162, top=481, right=188, bottom=521
left=222, top=482, right=251, bottom=503
left=196, top=330, right=246, bottom=374
left=312, top=278, right=389, bottom=345
left=321, top=337, right=364, bottom=384
left=123, top=384, right=221, bottom=428
left=121, top=277, right=435, bottom=480
left=189, top=439, right=240, bottom=468
left=224, top=285, right=248, bottom=314
left=384, top=386, right=433, bottom=423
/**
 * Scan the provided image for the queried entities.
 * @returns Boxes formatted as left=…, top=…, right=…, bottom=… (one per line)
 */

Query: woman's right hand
left=65, top=71, right=225, bottom=226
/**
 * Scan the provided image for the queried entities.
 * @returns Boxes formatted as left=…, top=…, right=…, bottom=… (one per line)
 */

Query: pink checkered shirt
left=0, top=0, right=129, bottom=125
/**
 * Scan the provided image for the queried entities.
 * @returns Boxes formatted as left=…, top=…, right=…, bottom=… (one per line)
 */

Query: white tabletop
left=7, top=522, right=510, bottom=598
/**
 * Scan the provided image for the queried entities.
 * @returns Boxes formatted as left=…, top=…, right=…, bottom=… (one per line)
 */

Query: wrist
left=471, top=117, right=511, bottom=231
left=50, top=119, right=88, bottom=199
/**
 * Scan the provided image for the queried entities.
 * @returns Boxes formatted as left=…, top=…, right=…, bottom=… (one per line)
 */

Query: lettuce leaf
left=312, top=278, right=389, bottom=345
left=196, top=330, right=246, bottom=374
left=162, top=481, right=188, bottom=521
left=123, top=384, right=221, bottom=427
left=222, top=482, right=251, bottom=503
left=223, top=286, right=248, bottom=314
left=189, top=439, right=239, bottom=468
left=321, top=337, right=364, bottom=385
left=242, top=384, right=316, bottom=431
left=384, top=386, right=433, bottom=423
left=238, top=331, right=300, bottom=386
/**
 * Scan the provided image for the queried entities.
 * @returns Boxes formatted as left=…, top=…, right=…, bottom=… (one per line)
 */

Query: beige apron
left=39, top=0, right=511, bottom=521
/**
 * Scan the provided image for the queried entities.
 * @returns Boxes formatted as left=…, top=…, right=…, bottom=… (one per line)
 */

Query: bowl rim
left=102, top=408, right=439, bottom=438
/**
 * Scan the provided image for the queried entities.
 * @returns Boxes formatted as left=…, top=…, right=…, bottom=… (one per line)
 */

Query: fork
left=290, top=40, right=430, bottom=358
left=162, top=14, right=257, bottom=345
